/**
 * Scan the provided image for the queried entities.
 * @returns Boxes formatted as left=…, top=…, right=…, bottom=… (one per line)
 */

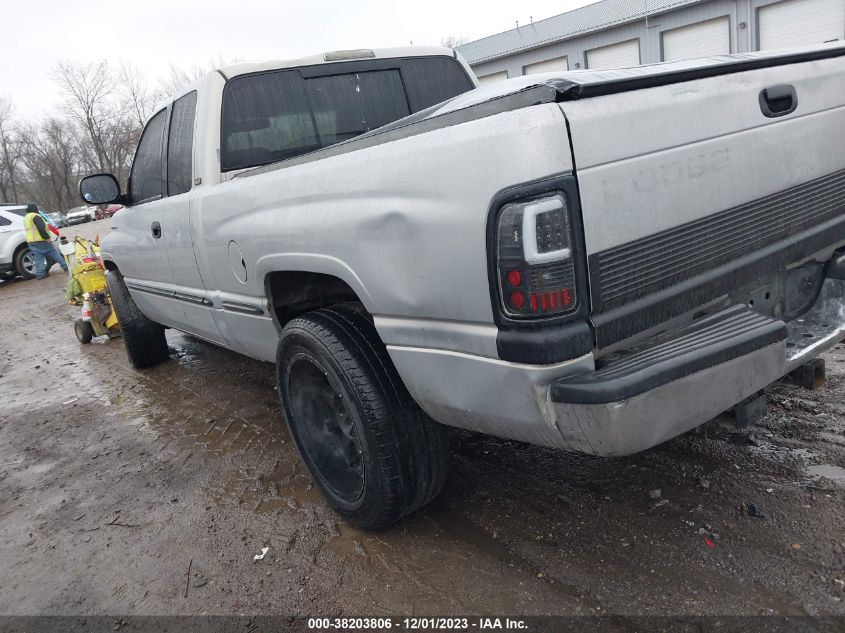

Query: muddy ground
left=1, top=219, right=844, bottom=618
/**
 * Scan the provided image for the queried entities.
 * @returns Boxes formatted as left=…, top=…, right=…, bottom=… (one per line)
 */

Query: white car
left=66, top=206, right=93, bottom=225
left=0, top=205, right=35, bottom=279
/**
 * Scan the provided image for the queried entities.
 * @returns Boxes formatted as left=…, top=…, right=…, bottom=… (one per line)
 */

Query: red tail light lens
left=495, top=193, right=577, bottom=318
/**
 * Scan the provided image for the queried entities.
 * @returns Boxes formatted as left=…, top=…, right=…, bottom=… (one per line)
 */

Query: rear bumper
left=550, top=340, right=785, bottom=456
left=389, top=278, right=845, bottom=457
left=553, top=278, right=845, bottom=456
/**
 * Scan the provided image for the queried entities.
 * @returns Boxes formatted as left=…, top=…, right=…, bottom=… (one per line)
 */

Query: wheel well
left=12, top=241, right=28, bottom=260
left=266, top=271, right=363, bottom=327
left=102, top=259, right=118, bottom=272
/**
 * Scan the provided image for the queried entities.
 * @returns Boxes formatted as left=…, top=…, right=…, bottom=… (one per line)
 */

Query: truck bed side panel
left=191, top=104, right=574, bottom=362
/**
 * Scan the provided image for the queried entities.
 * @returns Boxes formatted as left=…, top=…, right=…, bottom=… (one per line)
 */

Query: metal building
left=457, top=0, right=845, bottom=84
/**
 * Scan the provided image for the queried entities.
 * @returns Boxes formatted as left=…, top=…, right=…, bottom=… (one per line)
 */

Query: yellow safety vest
left=23, top=212, right=49, bottom=243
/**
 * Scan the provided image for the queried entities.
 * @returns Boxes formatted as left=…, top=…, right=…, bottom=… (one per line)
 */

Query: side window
left=129, top=109, right=167, bottom=205
left=167, top=91, right=198, bottom=196
left=221, top=71, right=315, bottom=172
left=0, top=216, right=10, bottom=226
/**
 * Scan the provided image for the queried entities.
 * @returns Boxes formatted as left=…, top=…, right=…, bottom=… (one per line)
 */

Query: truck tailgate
left=560, top=48, right=845, bottom=348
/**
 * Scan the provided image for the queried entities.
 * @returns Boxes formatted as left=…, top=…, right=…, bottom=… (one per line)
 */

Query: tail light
left=495, top=192, right=578, bottom=318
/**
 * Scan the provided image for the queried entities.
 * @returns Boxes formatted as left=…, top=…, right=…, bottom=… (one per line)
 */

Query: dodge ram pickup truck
left=80, top=43, right=845, bottom=529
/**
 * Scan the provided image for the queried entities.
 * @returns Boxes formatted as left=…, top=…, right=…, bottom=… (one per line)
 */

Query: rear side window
left=221, top=56, right=473, bottom=172
left=167, top=91, right=198, bottom=196
left=130, top=109, right=167, bottom=204
left=0, top=216, right=10, bottom=226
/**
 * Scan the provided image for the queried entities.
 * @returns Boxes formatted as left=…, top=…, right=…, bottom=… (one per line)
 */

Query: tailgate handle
left=759, top=84, right=797, bottom=118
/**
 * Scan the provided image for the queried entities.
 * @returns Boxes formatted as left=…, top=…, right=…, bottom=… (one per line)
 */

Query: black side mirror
left=79, top=174, right=121, bottom=205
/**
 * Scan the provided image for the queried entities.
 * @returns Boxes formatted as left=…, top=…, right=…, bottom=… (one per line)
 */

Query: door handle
left=151, top=221, right=162, bottom=239
left=759, top=84, right=797, bottom=118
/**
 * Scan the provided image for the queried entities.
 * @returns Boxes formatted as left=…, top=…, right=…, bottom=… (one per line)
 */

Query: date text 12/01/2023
left=306, top=617, right=528, bottom=630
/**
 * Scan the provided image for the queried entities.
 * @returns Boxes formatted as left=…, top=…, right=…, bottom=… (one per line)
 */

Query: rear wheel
left=14, top=247, right=35, bottom=279
left=74, top=319, right=94, bottom=344
left=105, top=268, right=169, bottom=369
left=277, top=304, right=450, bottom=529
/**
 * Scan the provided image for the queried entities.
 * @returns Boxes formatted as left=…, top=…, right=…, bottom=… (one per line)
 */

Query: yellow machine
left=62, top=236, right=120, bottom=344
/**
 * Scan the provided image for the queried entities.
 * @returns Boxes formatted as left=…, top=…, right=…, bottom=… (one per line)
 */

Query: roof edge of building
left=460, top=0, right=701, bottom=66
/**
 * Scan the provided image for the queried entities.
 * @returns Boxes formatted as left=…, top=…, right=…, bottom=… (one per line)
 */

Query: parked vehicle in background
left=103, top=204, right=123, bottom=218
left=0, top=206, right=35, bottom=279
left=80, top=43, right=845, bottom=530
left=66, top=206, right=93, bottom=225
left=47, top=212, right=69, bottom=228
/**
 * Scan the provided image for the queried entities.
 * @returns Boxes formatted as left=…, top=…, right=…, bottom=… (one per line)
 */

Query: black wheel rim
left=287, top=355, right=364, bottom=501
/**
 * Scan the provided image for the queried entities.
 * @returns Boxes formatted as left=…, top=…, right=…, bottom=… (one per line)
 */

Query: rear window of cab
left=220, top=56, right=474, bottom=172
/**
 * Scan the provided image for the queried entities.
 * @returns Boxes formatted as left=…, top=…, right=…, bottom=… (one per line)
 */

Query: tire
left=74, top=319, right=94, bottom=344
left=105, top=268, right=169, bottom=369
left=14, top=247, right=35, bottom=279
left=277, top=304, right=449, bottom=529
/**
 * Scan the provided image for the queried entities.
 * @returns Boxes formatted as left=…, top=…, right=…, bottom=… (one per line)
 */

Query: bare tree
left=12, top=58, right=216, bottom=211
left=159, top=56, right=243, bottom=96
left=159, top=62, right=206, bottom=98
left=120, top=63, right=158, bottom=128
left=0, top=96, right=21, bottom=202
left=52, top=60, right=123, bottom=174
left=441, top=35, right=468, bottom=49
left=16, top=117, right=81, bottom=211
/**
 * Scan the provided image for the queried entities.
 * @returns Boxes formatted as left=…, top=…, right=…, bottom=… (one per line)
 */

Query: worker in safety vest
left=23, top=203, right=68, bottom=279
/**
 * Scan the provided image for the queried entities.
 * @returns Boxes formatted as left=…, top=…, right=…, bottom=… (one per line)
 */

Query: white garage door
left=477, top=71, right=508, bottom=85
left=523, top=56, right=569, bottom=75
left=758, top=0, right=845, bottom=51
left=662, top=16, right=731, bottom=61
left=586, top=39, right=641, bottom=69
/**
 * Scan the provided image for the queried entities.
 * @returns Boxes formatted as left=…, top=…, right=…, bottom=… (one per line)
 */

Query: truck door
left=112, top=108, right=178, bottom=325
left=158, top=90, right=228, bottom=346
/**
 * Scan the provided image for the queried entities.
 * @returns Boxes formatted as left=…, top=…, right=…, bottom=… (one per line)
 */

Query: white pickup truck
left=81, top=44, right=845, bottom=528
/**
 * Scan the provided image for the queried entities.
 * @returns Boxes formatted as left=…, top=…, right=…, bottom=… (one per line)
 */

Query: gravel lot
left=1, top=219, right=844, bottom=618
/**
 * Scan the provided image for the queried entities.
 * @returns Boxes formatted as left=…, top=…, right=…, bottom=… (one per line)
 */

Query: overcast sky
left=1, top=0, right=597, bottom=118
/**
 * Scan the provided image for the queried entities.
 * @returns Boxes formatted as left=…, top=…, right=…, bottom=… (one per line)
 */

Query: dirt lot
left=1, top=219, right=844, bottom=618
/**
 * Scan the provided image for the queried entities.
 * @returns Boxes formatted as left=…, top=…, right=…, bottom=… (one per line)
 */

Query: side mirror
left=79, top=174, right=121, bottom=205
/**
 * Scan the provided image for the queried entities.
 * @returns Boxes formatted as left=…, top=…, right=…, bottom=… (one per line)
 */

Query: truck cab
left=83, top=47, right=476, bottom=348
